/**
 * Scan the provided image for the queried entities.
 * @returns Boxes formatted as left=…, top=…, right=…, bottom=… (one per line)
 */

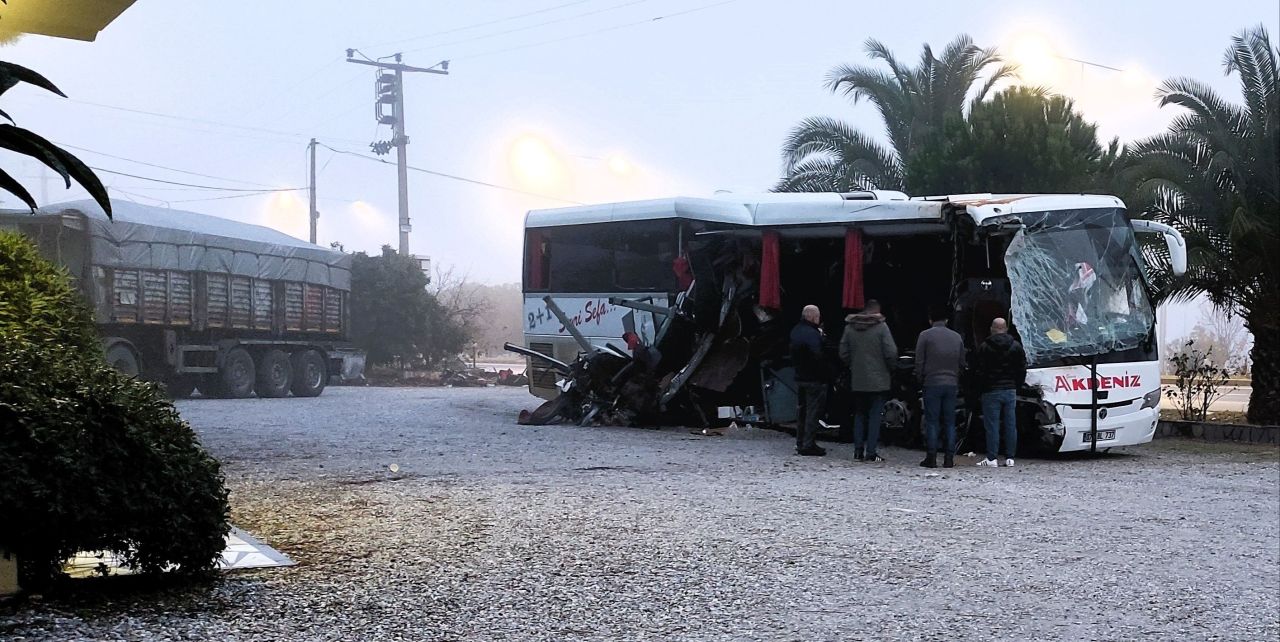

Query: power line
left=363, top=0, right=594, bottom=50
left=400, top=0, right=650, bottom=56
left=168, top=191, right=286, bottom=204
left=238, top=56, right=344, bottom=119
left=108, top=187, right=170, bottom=207
left=30, top=93, right=369, bottom=146
left=91, top=167, right=305, bottom=193
left=454, top=0, right=743, bottom=62
left=315, top=142, right=583, bottom=205
left=60, top=143, right=280, bottom=188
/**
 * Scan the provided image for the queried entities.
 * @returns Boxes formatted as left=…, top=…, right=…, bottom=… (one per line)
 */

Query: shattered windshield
left=1005, top=208, right=1155, bottom=366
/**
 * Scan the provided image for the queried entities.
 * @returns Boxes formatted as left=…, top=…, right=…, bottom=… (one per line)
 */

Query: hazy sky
left=4, top=0, right=1277, bottom=316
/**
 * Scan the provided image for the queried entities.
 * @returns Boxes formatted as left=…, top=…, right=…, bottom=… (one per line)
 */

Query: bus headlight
left=1140, top=389, right=1162, bottom=410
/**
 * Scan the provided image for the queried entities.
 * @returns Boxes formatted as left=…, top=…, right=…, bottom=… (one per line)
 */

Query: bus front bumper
left=1048, top=404, right=1159, bottom=453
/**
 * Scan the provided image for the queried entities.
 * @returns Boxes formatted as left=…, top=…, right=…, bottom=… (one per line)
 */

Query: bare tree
left=431, top=265, right=492, bottom=349
left=1191, top=308, right=1252, bottom=375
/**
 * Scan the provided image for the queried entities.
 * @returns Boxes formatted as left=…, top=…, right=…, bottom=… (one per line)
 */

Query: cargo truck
left=0, top=200, right=365, bottom=398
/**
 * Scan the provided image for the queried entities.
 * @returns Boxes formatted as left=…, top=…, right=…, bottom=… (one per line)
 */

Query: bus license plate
left=1082, top=430, right=1116, bottom=443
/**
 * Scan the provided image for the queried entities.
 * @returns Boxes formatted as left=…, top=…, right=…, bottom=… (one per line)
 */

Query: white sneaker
left=1004, top=458, right=1016, bottom=467
left=976, top=458, right=999, bottom=467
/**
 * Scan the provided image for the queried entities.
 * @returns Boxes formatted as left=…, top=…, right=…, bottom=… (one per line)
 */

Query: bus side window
left=545, top=224, right=615, bottom=293
left=614, top=220, right=678, bottom=291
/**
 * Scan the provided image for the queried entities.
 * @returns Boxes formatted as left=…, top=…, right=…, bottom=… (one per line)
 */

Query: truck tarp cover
left=20, top=200, right=350, bottom=290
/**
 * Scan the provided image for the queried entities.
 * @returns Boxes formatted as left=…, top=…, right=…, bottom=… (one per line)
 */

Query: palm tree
left=776, top=35, right=1016, bottom=192
left=1124, top=25, right=1279, bottom=425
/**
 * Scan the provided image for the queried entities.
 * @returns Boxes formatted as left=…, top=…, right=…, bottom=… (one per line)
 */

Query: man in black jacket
left=974, top=317, right=1027, bottom=467
left=790, top=304, right=829, bottom=456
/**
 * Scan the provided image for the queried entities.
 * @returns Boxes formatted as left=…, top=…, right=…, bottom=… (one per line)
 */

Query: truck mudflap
left=331, top=349, right=367, bottom=384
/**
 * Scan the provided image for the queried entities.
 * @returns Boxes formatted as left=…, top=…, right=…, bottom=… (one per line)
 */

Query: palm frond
left=779, top=117, right=903, bottom=189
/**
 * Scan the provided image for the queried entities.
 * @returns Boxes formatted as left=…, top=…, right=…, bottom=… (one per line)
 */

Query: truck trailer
left=0, top=200, right=365, bottom=398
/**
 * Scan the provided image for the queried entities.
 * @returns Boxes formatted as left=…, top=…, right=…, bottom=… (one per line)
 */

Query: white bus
left=519, top=191, right=1187, bottom=453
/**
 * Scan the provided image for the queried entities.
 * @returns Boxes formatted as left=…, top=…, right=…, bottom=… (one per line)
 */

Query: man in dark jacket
left=839, top=299, right=897, bottom=462
left=974, top=317, right=1027, bottom=467
left=915, top=303, right=965, bottom=468
left=790, top=304, right=829, bottom=456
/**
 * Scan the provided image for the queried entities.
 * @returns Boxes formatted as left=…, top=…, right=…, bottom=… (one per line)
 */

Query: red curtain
left=759, top=231, right=781, bottom=309
left=843, top=227, right=865, bottom=310
left=526, top=230, right=546, bottom=290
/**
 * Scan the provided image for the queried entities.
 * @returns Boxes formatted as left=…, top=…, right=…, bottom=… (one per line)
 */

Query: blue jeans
left=981, top=389, right=1018, bottom=461
left=922, top=384, right=959, bottom=455
left=851, top=392, right=886, bottom=456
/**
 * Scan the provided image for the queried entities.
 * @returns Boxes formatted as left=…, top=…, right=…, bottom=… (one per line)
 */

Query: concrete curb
left=1155, top=420, right=1279, bottom=446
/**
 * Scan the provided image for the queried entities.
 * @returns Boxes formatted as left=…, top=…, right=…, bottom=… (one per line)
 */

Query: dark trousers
left=922, top=384, right=959, bottom=455
left=981, top=388, right=1018, bottom=460
left=796, top=382, right=827, bottom=451
left=851, top=391, right=886, bottom=456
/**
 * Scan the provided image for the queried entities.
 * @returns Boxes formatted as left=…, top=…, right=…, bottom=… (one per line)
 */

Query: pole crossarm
left=344, top=57, right=449, bottom=75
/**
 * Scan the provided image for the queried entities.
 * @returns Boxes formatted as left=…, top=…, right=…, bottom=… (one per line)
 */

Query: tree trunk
left=1245, top=311, right=1280, bottom=425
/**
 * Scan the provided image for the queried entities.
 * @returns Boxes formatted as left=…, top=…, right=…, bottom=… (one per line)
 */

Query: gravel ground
left=3, top=386, right=1278, bottom=641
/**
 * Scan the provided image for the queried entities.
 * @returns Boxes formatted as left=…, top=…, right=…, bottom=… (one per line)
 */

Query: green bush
left=0, top=231, right=230, bottom=588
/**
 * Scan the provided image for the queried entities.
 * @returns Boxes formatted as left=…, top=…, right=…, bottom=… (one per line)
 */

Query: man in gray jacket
left=914, top=303, right=966, bottom=468
left=839, top=299, right=897, bottom=462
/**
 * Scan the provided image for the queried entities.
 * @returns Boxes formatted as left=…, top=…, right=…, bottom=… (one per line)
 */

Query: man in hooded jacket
left=839, top=299, right=898, bottom=462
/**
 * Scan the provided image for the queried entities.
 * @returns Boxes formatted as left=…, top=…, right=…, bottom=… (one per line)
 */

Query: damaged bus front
left=961, top=196, right=1186, bottom=452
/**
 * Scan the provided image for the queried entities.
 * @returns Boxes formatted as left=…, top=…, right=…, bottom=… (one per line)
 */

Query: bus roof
left=525, top=192, right=1127, bottom=230
left=525, top=192, right=941, bottom=229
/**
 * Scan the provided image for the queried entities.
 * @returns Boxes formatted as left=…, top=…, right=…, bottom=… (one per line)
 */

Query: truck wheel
left=105, top=343, right=140, bottom=378
left=215, top=347, right=256, bottom=398
left=255, top=349, right=293, bottom=398
left=166, top=375, right=198, bottom=399
left=290, top=349, right=327, bottom=397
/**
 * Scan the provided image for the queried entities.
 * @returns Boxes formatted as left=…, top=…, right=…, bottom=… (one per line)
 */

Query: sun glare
left=261, top=191, right=307, bottom=239
left=508, top=134, right=568, bottom=191
left=1008, top=31, right=1061, bottom=87
left=606, top=154, right=632, bottom=176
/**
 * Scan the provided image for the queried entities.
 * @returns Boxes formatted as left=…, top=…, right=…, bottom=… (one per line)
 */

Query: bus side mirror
left=1130, top=219, right=1188, bottom=277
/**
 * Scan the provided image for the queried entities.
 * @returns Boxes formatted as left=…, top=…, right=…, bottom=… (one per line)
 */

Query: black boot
left=943, top=453, right=955, bottom=468
left=919, top=452, right=938, bottom=468
left=854, top=447, right=865, bottom=462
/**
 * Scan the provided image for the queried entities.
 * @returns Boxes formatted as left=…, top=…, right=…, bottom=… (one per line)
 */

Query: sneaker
left=976, top=458, right=999, bottom=467
left=1004, top=458, right=1016, bottom=467
left=865, top=454, right=885, bottom=463
left=854, top=447, right=865, bottom=462
left=797, top=446, right=827, bottom=457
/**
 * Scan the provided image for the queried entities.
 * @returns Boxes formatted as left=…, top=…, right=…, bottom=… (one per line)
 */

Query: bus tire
left=166, top=375, right=198, bottom=399
left=255, top=349, right=293, bottom=398
left=214, top=347, right=256, bottom=398
left=290, top=349, right=327, bottom=397
left=105, top=343, right=141, bottom=378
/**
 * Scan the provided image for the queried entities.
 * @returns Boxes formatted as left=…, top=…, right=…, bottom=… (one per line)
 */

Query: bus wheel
left=290, top=350, right=327, bottom=397
left=255, top=349, right=293, bottom=398
left=166, top=375, right=198, bottom=398
left=106, top=343, right=140, bottom=378
left=214, top=347, right=256, bottom=398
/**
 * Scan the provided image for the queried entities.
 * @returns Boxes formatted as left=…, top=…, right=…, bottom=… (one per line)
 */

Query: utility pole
left=308, top=138, right=318, bottom=244
left=345, top=50, right=448, bottom=257
left=40, top=164, right=51, bottom=205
